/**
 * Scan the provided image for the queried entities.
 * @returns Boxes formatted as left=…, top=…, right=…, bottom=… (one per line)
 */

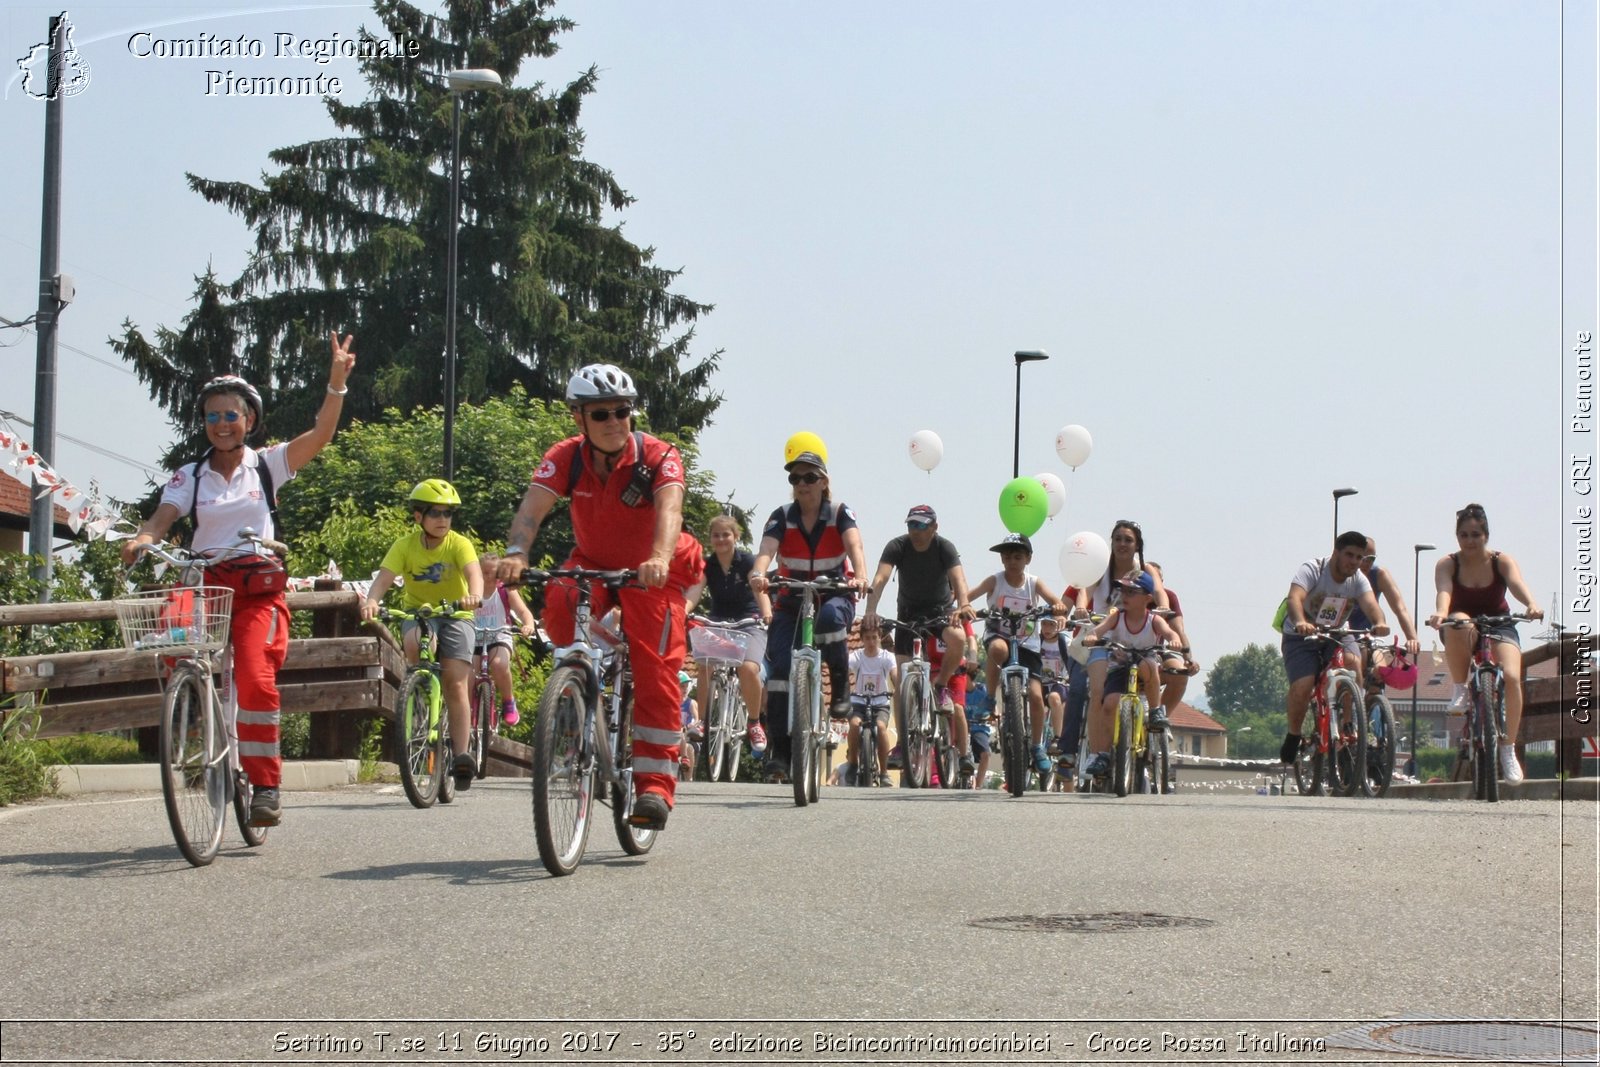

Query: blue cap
left=1118, top=571, right=1156, bottom=595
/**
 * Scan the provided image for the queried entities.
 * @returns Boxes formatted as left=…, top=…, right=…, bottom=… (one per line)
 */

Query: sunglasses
left=203, top=410, right=244, bottom=425
left=1115, top=519, right=1141, bottom=531
left=788, top=471, right=822, bottom=486
left=907, top=521, right=932, bottom=531
left=584, top=404, right=633, bottom=423
left=422, top=507, right=456, bottom=519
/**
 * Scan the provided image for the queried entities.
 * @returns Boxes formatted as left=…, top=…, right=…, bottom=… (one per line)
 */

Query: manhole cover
left=1328, top=1019, right=1598, bottom=1064
left=968, top=911, right=1214, bottom=933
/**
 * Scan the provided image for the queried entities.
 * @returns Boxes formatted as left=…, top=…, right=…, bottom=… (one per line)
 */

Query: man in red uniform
left=499, top=364, right=697, bottom=830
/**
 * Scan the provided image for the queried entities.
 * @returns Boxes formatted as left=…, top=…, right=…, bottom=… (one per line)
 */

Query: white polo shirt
left=158, top=444, right=294, bottom=554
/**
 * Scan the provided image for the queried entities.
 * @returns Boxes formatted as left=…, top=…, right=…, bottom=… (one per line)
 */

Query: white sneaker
left=1498, top=744, right=1523, bottom=785
left=1446, top=685, right=1469, bottom=713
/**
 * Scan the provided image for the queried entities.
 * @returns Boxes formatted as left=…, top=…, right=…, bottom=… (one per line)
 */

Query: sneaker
left=686, top=720, right=705, bottom=741
left=938, top=686, right=955, bottom=713
left=248, top=786, right=281, bottom=827
left=1046, top=738, right=1061, bottom=756
left=960, top=751, right=976, bottom=774
left=877, top=771, right=892, bottom=787
left=764, top=760, right=788, bottom=784
left=1148, top=707, right=1169, bottom=731
left=629, top=791, right=670, bottom=830
left=452, top=752, right=475, bottom=790
left=501, top=701, right=520, bottom=727
left=1498, top=744, right=1524, bottom=785
left=828, top=695, right=852, bottom=718
left=1279, top=733, right=1302, bottom=766
left=1446, top=684, right=1469, bottom=713
left=1033, top=744, right=1051, bottom=773
left=1084, top=751, right=1110, bottom=778
left=886, top=744, right=904, bottom=770
left=747, top=721, right=768, bottom=756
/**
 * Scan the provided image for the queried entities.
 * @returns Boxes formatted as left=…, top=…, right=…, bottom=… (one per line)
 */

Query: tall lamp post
left=1331, top=487, right=1358, bottom=542
left=1410, top=542, right=1436, bottom=776
left=1012, top=350, right=1048, bottom=477
left=442, top=67, right=503, bottom=481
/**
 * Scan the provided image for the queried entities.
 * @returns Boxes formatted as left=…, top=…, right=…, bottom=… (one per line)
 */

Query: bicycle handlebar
left=371, top=602, right=476, bottom=623
left=761, top=572, right=853, bottom=592
left=517, top=566, right=641, bottom=590
left=130, top=528, right=287, bottom=571
left=1436, top=613, right=1535, bottom=629
left=687, top=614, right=766, bottom=631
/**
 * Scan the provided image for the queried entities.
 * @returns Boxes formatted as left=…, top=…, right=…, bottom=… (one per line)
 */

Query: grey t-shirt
left=1282, top=557, right=1372, bottom=635
left=880, top=533, right=961, bottom=619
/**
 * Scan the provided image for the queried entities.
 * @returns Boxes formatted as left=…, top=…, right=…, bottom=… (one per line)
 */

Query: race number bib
left=996, top=592, right=1036, bottom=639
left=1312, top=595, right=1349, bottom=629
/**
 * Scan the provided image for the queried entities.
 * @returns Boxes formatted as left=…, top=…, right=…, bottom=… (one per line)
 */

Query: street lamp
left=1012, top=350, right=1048, bottom=477
left=1231, top=724, right=1251, bottom=757
left=1331, top=487, right=1358, bottom=542
left=1410, top=542, right=1437, bottom=775
left=442, top=66, right=503, bottom=480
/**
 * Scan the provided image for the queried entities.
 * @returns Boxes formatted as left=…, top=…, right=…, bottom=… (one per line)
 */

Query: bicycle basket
left=689, top=624, right=750, bottom=663
left=114, top=586, right=234, bottom=652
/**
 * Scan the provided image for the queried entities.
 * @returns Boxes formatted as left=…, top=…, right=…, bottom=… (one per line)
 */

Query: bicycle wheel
left=436, top=690, right=457, bottom=805
left=1001, top=673, right=1026, bottom=797
left=159, top=664, right=228, bottom=867
left=938, top=724, right=960, bottom=791
left=1326, top=674, right=1366, bottom=797
left=395, top=670, right=442, bottom=808
left=1153, top=727, right=1173, bottom=795
left=1113, top=696, right=1134, bottom=798
left=1474, top=669, right=1502, bottom=803
left=232, top=769, right=268, bottom=847
left=1364, top=693, right=1396, bottom=798
left=790, top=655, right=817, bottom=807
left=471, top=678, right=494, bottom=780
left=857, top=718, right=878, bottom=787
left=901, top=673, right=931, bottom=788
left=532, top=665, right=596, bottom=875
left=723, top=680, right=746, bottom=783
left=702, top=674, right=728, bottom=782
left=610, top=701, right=659, bottom=857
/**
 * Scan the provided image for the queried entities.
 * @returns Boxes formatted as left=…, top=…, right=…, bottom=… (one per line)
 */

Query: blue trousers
left=763, top=594, right=854, bottom=764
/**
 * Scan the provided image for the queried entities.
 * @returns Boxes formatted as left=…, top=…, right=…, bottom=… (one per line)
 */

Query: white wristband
left=327, top=383, right=348, bottom=396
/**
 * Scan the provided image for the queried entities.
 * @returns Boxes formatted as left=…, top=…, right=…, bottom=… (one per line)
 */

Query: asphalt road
left=0, top=778, right=1594, bottom=1065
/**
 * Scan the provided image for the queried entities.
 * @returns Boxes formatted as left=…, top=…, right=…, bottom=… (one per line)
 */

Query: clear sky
left=2, top=1, right=1594, bottom=703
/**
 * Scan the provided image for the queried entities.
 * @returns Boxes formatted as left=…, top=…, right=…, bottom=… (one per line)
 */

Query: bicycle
left=1088, top=641, right=1183, bottom=797
left=370, top=601, right=475, bottom=808
left=469, top=623, right=536, bottom=781
left=116, top=530, right=280, bottom=867
left=765, top=573, right=853, bottom=808
left=687, top=615, right=763, bottom=782
left=1354, top=633, right=1411, bottom=798
left=1437, top=613, right=1533, bottom=803
left=976, top=605, right=1058, bottom=798
left=882, top=613, right=960, bottom=789
left=1290, top=627, right=1367, bottom=797
left=517, top=567, right=658, bottom=876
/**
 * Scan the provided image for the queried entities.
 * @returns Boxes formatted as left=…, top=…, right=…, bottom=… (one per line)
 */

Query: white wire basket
left=114, top=586, right=234, bottom=653
left=689, top=623, right=751, bottom=664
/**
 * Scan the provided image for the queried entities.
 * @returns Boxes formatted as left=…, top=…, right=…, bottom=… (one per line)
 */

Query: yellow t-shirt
left=380, top=530, right=478, bottom=609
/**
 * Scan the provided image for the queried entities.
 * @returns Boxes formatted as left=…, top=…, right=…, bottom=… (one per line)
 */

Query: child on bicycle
left=472, top=551, right=538, bottom=727
left=360, top=479, right=484, bottom=789
left=1079, top=572, right=1184, bottom=780
left=962, top=662, right=993, bottom=787
left=966, top=533, right=1069, bottom=777
left=847, top=620, right=898, bottom=786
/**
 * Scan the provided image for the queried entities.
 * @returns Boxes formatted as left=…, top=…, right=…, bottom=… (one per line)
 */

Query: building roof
left=0, top=469, right=72, bottom=536
left=1169, top=701, right=1225, bottom=734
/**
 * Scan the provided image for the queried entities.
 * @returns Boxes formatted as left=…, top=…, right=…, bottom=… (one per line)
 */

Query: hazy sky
left=2, top=1, right=1594, bottom=703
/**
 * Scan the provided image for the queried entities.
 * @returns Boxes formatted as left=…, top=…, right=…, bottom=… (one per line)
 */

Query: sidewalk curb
left=1385, top=777, right=1598, bottom=801
left=50, top=760, right=362, bottom=796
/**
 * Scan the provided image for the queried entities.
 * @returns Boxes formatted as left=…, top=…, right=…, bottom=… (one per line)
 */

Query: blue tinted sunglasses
left=204, top=410, right=243, bottom=425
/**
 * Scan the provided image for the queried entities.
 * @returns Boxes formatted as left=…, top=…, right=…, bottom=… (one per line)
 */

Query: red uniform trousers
left=230, top=590, right=289, bottom=788
left=541, top=548, right=694, bottom=807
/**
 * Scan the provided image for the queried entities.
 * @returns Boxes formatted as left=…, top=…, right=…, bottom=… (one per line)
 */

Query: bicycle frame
left=1440, top=613, right=1529, bottom=802
left=766, top=573, right=849, bottom=808
left=884, top=614, right=944, bottom=789
left=1291, top=628, right=1366, bottom=797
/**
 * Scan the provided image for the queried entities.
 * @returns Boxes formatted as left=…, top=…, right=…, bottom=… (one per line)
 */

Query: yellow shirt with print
left=380, top=530, right=478, bottom=609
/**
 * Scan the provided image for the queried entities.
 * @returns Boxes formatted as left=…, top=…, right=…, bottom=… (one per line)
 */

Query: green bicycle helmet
left=409, top=478, right=461, bottom=507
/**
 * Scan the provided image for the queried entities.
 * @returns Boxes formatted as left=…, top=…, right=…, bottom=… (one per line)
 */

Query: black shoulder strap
left=565, top=431, right=653, bottom=502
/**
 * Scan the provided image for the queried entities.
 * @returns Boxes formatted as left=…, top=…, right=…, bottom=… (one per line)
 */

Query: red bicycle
left=1291, top=626, right=1367, bottom=797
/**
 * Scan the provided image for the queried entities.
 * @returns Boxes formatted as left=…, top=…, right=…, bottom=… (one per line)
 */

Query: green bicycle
left=371, top=602, right=475, bottom=808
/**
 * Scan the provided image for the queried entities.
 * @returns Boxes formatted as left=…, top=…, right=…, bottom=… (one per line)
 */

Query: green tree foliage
left=1203, top=643, right=1289, bottom=720
left=277, top=387, right=726, bottom=581
left=112, top=0, right=721, bottom=470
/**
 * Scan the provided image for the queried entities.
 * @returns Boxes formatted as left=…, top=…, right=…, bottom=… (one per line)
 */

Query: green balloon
left=997, top=477, right=1048, bottom=537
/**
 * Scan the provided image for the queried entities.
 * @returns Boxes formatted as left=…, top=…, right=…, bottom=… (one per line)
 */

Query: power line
left=0, top=410, right=163, bottom=477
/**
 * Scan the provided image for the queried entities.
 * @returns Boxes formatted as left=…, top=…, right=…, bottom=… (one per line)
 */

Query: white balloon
left=1059, top=531, right=1111, bottom=589
left=1054, top=424, right=1093, bottom=469
left=908, top=429, right=943, bottom=472
left=1034, top=472, right=1066, bottom=517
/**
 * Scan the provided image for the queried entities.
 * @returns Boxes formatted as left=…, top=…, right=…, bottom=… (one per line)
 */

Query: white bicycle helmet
left=566, top=363, right=638, bottom=404
left=196, top=375, right=264, bottom=427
